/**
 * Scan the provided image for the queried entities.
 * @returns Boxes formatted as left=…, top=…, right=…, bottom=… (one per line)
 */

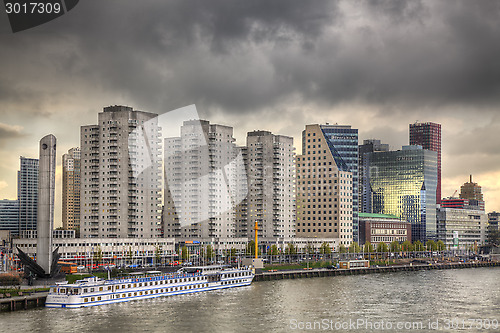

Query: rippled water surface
left=1, top=267, right=498, bottom=332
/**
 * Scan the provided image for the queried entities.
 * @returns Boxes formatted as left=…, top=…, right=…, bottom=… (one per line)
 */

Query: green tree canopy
left=206, top=245, right=214, bottom=259
left=155, top=245, right=162, bottom=264
left=285, top=243, right=297, bottom=255
left=401, top=241, right=414, bottom=252
left=349, top=242, right=361, bottom=253
left=376, top=242, right=389, bottom=253
left=320, top=242, right=332, bottom=254
left=413, top=240, right=424, bottom=251
left=306, top=243, right=314, bottom=254
left=338, top=244, right=347, bottom=253
left=94, top=245, right=103, bottom=264
left=390, top=241, right=401, bottom=252
left=363, top=242, right=374, bottom=253
left=436, top=240, right=445, bottom=251
left=246, top=240, right=255, bottom=256
left=181, top=246, right=188, bottom=261
left=426, top=240, right=437, bottom=251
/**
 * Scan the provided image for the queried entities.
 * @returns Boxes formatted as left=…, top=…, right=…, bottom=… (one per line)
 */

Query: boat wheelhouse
left=45, top=265, right=254, bottom=308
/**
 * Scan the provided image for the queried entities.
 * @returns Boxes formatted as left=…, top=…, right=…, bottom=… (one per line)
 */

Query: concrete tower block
left=37, top=134, right=56, bottom=274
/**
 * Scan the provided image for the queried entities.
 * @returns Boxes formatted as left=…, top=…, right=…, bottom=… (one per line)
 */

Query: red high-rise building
left=409, top=122, right=441, bottom=204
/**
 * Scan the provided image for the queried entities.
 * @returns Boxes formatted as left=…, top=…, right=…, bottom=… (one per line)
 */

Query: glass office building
left=359, top=139, right=389, bottom=214
left=17, top=157, right=39, bottom=236
left=0, top=199, right=19, bottom=235
left=409, top=122, right=441, bottom=204
left=319, top=125, right=359, bottom=242
left=366, top=146, right=438, bottom=242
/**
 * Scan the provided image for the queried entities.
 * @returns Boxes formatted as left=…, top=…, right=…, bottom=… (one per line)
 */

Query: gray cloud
left=1, top=0, right=500, bottom=210
left=0, top=123, right=24, bottom=140
left=1, top=0, right=500, bottom=116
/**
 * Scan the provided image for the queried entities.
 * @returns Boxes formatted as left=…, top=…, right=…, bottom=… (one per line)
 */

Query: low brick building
left=359, top=213, right=411, bottom=245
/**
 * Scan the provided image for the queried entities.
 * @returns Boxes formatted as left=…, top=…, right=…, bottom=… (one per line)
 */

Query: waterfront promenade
left=1, top=261, right=498, bottom=312
left=255, top=261, right=500, bottom=281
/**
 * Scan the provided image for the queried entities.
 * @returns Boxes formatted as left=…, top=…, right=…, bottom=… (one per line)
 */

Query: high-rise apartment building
left=409, top=122, right=441, bottom=204
left=17, top=157, right=39, bottom=236
left=315, top=124, right=358, bottom=242
left=62, top=147, right=81, bottom=231
left=163, top=120, right=246, bottom=239
left=367, top=145, right=438, bottom=242
left=80, top=105, right=161, bottom=238
left=0, top=199, right=19, bottom=235
left=296, top=124, right=353, bottom=246
left=240, top=130, right=296, bottom=240
left=359, top=139, right=389, bottom=214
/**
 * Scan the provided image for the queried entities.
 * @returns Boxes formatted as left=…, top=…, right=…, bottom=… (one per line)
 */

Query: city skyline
left=1, top=113, right=499, bottom=228
left=1, top=1, right=500, bottom=222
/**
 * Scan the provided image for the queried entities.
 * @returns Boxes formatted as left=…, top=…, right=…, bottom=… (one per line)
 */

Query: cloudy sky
left=1, top=0, right=499, bottom=226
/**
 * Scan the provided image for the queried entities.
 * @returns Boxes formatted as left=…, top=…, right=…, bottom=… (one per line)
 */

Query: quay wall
left=254, top=262, right=500, bottom=282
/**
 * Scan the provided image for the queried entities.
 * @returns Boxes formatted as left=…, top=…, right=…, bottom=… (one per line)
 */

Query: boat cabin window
left=59, top=288, right=66, bottom=294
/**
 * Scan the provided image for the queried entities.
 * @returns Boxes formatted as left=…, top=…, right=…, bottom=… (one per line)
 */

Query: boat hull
left=46, top=270, right=254, bottom=308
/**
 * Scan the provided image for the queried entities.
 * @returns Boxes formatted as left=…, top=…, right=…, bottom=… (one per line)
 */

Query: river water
left=1, top=267, right=498, bottom=332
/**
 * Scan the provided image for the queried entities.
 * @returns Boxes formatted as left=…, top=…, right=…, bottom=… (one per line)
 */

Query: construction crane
left=451, top=189, right=458, bottom=198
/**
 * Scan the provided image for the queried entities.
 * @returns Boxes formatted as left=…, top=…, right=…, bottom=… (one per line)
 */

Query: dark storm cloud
left=36, top=0, right=341, bottom=114
left=1, top=0, right=500, bottom=210
left=2, top=0, right=500, bottom=117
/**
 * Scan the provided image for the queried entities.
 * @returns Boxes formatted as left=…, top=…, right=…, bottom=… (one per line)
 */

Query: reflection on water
left=1, top=267, right=498, bottom=333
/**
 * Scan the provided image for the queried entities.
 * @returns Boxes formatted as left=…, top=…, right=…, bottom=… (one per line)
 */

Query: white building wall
left=80, top=106, right=161, bottom=239
left=164, top=120, right=246, bottom=239
left=243, top=131, right=296, bottom=240
left=437, top=208, right=487, bottom=248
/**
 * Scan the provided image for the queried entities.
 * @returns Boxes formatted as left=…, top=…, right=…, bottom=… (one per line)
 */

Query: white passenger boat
left=45, top=265, right=254, bottom=308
